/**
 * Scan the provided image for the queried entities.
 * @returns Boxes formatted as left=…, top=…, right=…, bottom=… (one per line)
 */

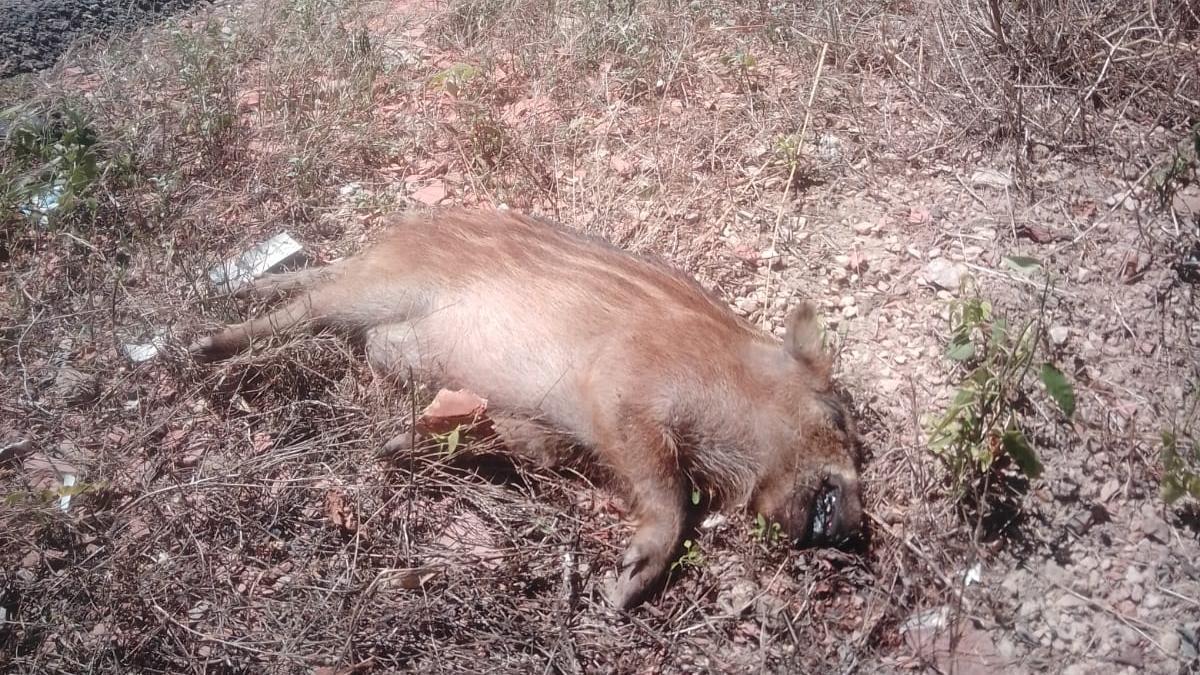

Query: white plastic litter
left=20, top=182, right=64, bottom=226
left=59, top=473, right=76, bottom=512
left=208, top=232, right=306, bottom=293
left=122, top=333, right=168, bottom=363
left=901, top=606, right=949, bottom=633
left=964, top=562, right=982, bottom=586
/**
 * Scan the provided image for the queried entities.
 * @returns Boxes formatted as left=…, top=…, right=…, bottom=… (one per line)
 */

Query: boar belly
left=371, top=293, right=604, bottom=439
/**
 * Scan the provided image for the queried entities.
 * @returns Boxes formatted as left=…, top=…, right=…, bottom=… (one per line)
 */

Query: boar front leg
left=605, top=419, right=688, bottom=610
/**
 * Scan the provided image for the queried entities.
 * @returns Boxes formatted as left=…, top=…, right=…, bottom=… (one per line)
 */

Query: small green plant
left=1148, top=123, right=1200, bottom=211
left=671, top=538, right=704, bottom=572
left=721, top=49, right=758, bottom=72
left=430, top=63, right=481, bottom=97
left=171, top=20, right=243, bottom=163
left=430, top=425, right=464, bottom=458
left=750, top=512, right=783, bottom=544
left=580, top=7, right=651, bottom=63
left=1161, top=430, right=1200, bottom=504
left=3, top=479, right=104, bottom=508
left=774, top=133, right=803, bottom=171
left=722, top=49, right=756, bottom=74
left=721, top=48, right=762, bottom=93
left=1, top=102, right=102, bottom=227
left=926, top=265, right=1075, bottom=498
left=1161, top=392, right=1199, bottom=505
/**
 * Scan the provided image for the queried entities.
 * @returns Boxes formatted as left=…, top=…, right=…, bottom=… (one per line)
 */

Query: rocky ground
left=2, top=0, right=1199, bottom=671
left=0, top=0, right=211, bottom=77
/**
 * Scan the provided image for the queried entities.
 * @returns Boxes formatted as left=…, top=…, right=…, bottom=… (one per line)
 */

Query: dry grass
left=2, top=0, right=1199, bottom=671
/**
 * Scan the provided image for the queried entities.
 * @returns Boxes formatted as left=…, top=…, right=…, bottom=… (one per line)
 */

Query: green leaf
left=1161, top=437, right=1180, bottom=476
left=1002, top=428, right=1043, bottom=479
left=1161, top=429, right=1178, bottom=452
left=1162, top=477, right=1184, bottom=504
left=946, top=336, right=976, bottom=361
left=1003, top=255, right=1042, bottom=276
left=930, top=388, right=976, bottom=432
left=445, top=427, right=460, bottom=455
left=1039, top=363, right=1076, bottom=419
left=989, top=318, right=1008, bottom=349
left=57, top=483, right=90, bottom=497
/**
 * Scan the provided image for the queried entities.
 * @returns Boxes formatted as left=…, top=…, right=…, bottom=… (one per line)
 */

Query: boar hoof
left=608, top=542, right=666, bottom=610
left=188, top=336, right=219, bottom=361
left=380, top=431, right=415, bottom=456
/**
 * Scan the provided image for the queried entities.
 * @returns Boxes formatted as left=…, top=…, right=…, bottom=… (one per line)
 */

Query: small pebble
left=1099, top=479, right=1121, bottom=502
left=735, top=296, right=761, bottom=314
left=1160, top=630, right=1182, bottom=656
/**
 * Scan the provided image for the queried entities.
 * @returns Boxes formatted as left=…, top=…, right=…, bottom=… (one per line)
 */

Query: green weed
left=431, top=63, right=482, bottom=98
left=750, top=512, right=783, bottom=545
left=721, top=48, right=762, bottom=93
left=1, top=102, right=103, bottom=228
left=1149, top=122, right=1200, bottom=211
left=170, top=21, right=243, bottom=164
left=926, top=264, right=1075, bottom=501
left=1162, top=431, right=1200, bottom=504
left=775, top=133, right=804, bottom=165
left=3, top=478, right=105, bottom=509
left=671, top=538, right=704, bottom=572
left=1161, top=392, right=1200, bottom=505
left=430, top=425, right=465, bottom=458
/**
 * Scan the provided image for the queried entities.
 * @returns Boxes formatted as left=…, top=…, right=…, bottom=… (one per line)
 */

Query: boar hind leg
left=194, top=261, right=354, bottom=361
left=190, top=293, right=323, bottom=362
left=607, top=422, right=688, bottom=610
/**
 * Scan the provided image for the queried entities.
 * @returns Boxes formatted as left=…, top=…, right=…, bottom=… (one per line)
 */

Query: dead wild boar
left=191, top=207, right=864, bottom=609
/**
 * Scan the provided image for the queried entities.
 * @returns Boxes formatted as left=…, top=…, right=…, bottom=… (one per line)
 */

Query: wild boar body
left=192, top=208, right=863, bottom=608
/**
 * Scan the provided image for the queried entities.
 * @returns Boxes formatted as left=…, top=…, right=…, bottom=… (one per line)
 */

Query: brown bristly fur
left=192, top=207, right=864, bottom=609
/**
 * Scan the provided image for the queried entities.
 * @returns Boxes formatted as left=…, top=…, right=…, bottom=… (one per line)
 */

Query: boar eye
left=815, top=392, right=863, bottom=466
left=829, top=406, right=847, bottom=435
left=816, top=392, right=848, bottom=435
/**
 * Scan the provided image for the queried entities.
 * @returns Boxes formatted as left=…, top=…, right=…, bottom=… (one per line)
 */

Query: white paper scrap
left=208, top=232, right=306, bottom=293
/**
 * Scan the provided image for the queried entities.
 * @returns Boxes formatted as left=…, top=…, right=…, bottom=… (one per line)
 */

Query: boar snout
left=763, top=467, right=864, bottom=550
left=805, top=471, right=864, bottom=548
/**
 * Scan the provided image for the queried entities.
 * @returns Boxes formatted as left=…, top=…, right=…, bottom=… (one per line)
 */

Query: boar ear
left=783, top=302, right=829, bottom=369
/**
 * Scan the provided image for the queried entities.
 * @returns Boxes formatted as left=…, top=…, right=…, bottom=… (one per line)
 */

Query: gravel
left=0, top=0, right=211, bottom=78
